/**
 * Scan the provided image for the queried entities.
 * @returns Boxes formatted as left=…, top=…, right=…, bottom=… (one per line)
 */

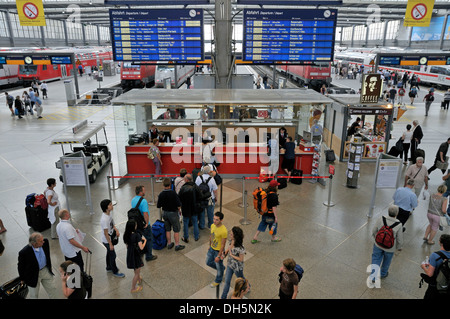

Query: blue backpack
left=294, top=264, right=304, bottom=282
left=152, top=220, right=167, bottom=250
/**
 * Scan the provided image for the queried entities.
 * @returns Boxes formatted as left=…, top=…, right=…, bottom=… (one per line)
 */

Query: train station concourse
left=0, top=0, right=449, bottom=312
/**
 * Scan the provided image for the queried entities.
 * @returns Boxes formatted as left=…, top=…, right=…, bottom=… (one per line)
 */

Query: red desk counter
left=125, top=143, right=314, bottom=176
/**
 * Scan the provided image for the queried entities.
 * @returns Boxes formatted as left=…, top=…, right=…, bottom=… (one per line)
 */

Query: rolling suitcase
left=0, top=277, right=28, bottom=299
left=82, top=250, right=93, bottom=299
left=25, top=206, right=51, bottom=232
left=324, top=149, right=336, bottom=162
left=388, top=146, right=401, bottom=157
left=412, top=148, right=425, bottom=164
left=291, top=169, right=303, bottom=185
left=277, top=177, right=287, bottom=189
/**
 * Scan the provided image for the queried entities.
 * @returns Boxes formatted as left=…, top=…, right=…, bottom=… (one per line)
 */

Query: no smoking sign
left=411, top=3, right=427, bottom=20
left=23, top=2, right=39, bottom=20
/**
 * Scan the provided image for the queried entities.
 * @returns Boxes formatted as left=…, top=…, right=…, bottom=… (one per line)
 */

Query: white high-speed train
left=154, top=64, right=196, bottom=88
left=333, top=48, right=450, bottom=89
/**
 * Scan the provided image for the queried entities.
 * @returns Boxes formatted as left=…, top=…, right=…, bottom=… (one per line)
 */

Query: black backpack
left=198, top=175, right=212, bottom=208
left=435, top=252, right=450, bottom=294
left=127, top=197, right=147, bottom=230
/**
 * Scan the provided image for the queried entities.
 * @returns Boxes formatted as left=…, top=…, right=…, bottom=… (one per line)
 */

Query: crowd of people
left=5, top=81, right=47, bottom=120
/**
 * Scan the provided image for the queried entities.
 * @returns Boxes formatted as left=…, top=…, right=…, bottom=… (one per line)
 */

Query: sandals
left=271, top=237, right=282, bottom=242
left=131, top=285, right=143, bottom=293
left=427, top=240, right=435, bottom=245
left=251, top=239, right=260, bottom=244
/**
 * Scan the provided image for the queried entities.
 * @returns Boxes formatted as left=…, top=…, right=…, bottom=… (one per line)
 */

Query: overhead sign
left=16, top=0, right=46, bottom=26
left=109, top=9, right=204, bottom=63
left=360, top=74, right=383, bottom=104
left=378, top=54, right=450, bottom=66
left=243, top=9, right=337, bottom=64
left=404, top=0, right=435, bottom=27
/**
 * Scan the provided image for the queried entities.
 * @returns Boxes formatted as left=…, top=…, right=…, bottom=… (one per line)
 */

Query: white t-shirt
left=403, top=131, right=413, bottom=144
left=100, top=213, right=114, bottom=244
left=56, top=220, right=80, bottom=258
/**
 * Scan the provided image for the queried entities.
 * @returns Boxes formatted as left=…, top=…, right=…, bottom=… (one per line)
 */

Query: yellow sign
left=404, top=0, right=435, bottom=27
left=16, top=0, right=46, bottom=27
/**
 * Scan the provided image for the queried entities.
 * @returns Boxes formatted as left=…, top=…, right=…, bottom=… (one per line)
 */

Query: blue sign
left=0, top=56, right=6, bottom=64
left=109, top=9, right=204, bottom=63
left=379, top=56, right=401, bottom=66
left=50, top=56, right=72, bottom=64
left=243, top=9, right=337, bottom=63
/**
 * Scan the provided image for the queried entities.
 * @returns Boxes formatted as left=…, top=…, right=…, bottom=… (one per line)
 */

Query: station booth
left=111, top=88, right=332, bottom=180
left=321, top=94, right=396, bottom=162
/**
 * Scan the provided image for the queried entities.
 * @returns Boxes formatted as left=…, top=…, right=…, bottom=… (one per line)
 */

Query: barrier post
left=148, top=175, right=156, bottom=206
left=107, top=176, right=117, bottom=206
left=238, top=176, right=248, bottom=208
left=323, top=175, right=335, bottom=207
left=240, top=190, right=251, bottom=225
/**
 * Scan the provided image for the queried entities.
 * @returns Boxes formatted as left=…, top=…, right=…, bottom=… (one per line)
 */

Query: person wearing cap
left=251, top=180, right=281, bottom=244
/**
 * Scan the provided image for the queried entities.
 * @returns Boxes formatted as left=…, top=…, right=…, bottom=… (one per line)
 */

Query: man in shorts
left=157, top=178, right=185, bottom=251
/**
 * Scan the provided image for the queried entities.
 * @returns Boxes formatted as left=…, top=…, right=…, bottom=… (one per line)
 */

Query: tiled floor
left=0, top=70, right=449, bottom=301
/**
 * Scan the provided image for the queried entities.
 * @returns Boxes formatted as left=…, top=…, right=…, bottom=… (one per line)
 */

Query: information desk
left=125, top=143, right=314, bottom=176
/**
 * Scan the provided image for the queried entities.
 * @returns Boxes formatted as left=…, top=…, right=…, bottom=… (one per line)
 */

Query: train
left=120, top=63, right=156, bottom=88
left=154, top=64, right=196, bottom=88
left=333, top=49, right=450, bottom=89
left=275, top=62, right=332, bottom=88
left=120, top=63, right=196, bottom=89
left=0, top=64, right=19, bottom=88
left=14, top=46, right=113, bottom=86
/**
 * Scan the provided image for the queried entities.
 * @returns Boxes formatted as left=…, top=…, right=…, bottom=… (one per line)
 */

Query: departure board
left=109, top=9, right=204, bottom=63
left=243, top=9, right=337, bottom=64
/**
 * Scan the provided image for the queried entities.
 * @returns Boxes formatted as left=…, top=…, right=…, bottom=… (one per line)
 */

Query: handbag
left=110, top=229, right=119, bottom=245
left=440, top=214, right=450, bottom=228
left=0, top=277, right=29, bottom=299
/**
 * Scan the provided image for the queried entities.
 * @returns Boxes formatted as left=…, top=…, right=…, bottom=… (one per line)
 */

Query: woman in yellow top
left=206, top=211, right=227, bottom=288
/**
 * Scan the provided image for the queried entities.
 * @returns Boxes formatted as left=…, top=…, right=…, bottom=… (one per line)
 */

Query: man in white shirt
left=195, top=165, right=218, bottom=229
left=100, top=199, right=125, bottom=278
left=56, top=209, right=90, bottom=272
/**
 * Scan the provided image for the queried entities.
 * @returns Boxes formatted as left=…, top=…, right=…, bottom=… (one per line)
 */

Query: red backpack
left=34, top=194, right=48, bottom=210
left=375, top=217, right=399, bottom=249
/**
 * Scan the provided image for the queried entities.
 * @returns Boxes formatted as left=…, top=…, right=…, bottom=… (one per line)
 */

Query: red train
left=120, top=63, right=156, bottom=88
left=17, top=47, right=113, bottom=86
left=275, top=62, right=332, bottom=88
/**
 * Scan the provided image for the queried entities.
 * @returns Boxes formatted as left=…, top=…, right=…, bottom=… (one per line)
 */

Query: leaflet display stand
left=346, top=139, right=364, bottom=188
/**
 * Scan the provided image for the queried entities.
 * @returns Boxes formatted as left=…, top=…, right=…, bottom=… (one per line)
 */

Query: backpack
left=6, top=95, right=13, bottom=104
left=127, top=197, right=147, bottom=230
left=26, top=193, right=36, bottom=208
left=151, top=220, right=167, bottom=250
left=426, top=94, right=434, bottom=102
left=375, top=217, right=399, bottom=249
left=198, top=175, right=212, bottom=208
left=34, top=194, right=48, bottom=210
left=294, top=264, right=304, bottom=282
left=252, top=187, right=274, bottom=215
left=435, top=252, right=450, bottom=293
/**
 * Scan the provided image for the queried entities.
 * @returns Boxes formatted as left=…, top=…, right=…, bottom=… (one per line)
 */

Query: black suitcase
left=324, top=149, right=336, bottom=162
left=388, top=146, right=401, bottom=157
left=413, top=148, right=425, bottom=164
left=277, top=177, right=287, bottom=189
left=25, top=206, right=51, bottom=232
left=0, top=277, right=29, bottom=299
left=82, top=251, right=93, bottom=298
left=291, top=169, right=303, bottom=185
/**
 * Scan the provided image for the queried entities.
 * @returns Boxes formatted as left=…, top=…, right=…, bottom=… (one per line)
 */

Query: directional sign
left=404, top=0, right=435, bottom=27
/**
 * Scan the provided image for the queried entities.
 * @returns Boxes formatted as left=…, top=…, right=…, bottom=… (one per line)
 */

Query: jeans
left=103, top=242, right=119, bottom=274
left=206, top=247, right=224, bottom=284
left=221, top=266, right=244, bottom=299
left=142, top=225, right=154, bottom=260
left=444, top=191, right=450, bottom=213
left=153, top=159, right=161, bottom=176
left=199, top=202, right=215, bottom=229
left=370, top=244, right=394, bottom=279
left=183, top=215, right=199, bottom=240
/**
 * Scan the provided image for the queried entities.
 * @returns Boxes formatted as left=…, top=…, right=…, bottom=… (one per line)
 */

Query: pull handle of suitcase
left=85, top=250, right=92, bottom=276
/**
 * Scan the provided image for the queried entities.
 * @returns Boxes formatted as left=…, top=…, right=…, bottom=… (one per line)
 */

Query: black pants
left=65, top=251, right=84, bottom=272
left=397, top=207, right=411, bottom=227
left=402, top=143, right=410, bottom=162
left=428, top=158, right=446, bottom=175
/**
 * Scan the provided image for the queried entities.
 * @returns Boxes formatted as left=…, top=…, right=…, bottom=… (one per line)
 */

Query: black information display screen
left=109, top=9, right=204, bottom=63
left=243, top=9, right=337, bottom=64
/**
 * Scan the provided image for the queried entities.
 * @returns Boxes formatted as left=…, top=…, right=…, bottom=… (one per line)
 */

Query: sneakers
left=155, top=178, right=163, bottom=183
left=145, top=255, right=157, bottom=261
left=210, top=282, right=220, bottom=288
left=112, top=272, right=125, bottom=278
left=175, top=245, right=185, bottom=251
